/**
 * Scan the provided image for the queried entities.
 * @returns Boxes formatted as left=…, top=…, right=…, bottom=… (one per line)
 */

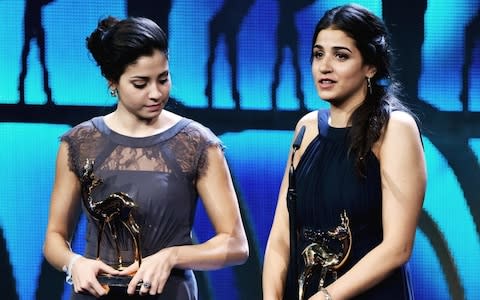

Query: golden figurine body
left=298, top=211, right=352, bottom=300
left=80, top=159, right=142, bottom=292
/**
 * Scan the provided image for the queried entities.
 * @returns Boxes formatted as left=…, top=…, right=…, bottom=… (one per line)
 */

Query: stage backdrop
left=1, top=0, right=479, bottom=299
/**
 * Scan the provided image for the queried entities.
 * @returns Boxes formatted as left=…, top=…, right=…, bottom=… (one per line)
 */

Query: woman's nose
left=318, top=56, right=332, bottom=73
left=148, top=84, right=162, bottom=99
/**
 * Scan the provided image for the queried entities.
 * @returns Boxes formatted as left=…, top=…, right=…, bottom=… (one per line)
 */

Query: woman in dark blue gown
left=263, top=4, right=426, bottom=300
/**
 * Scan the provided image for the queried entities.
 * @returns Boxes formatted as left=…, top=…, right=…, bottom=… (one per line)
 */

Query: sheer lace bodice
left=61, top=116, right=221, bottom=300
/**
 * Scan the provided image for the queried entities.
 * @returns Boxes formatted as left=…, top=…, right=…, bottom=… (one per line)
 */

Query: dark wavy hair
left=312, top=4, right=410, bottom=176
left=86, top=16, right=168, bottom=83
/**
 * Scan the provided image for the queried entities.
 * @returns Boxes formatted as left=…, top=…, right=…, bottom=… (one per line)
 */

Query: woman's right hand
left=70, top=256, right=120, bottom=297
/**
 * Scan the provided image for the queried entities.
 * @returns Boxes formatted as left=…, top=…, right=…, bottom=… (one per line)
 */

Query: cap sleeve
left=59, top=119, right=105, bottom=178
left=179, top=121, right=224, bottom=180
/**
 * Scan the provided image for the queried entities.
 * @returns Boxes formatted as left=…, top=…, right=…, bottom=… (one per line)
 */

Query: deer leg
left=108, top=221, right=123, bottom=269
left=121, top=218, right=142, bottom=266
left=298, top=266, right=313, bottom=300
left=318, top=267, right=328, bottom=289
left=97, top=221, right=105, bottom=260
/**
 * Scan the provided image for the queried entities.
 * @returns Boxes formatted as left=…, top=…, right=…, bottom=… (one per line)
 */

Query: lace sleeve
left=180, top=121, right=224, bottom=180
left=59, top=119, right=105, bottom=178
left=197, top=131, right=225, bottom=180
left=60, top=133, right=80, bottom=176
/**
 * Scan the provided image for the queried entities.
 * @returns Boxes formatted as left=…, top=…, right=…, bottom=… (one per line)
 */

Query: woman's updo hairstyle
left=86, top=16, right=168, bottom=83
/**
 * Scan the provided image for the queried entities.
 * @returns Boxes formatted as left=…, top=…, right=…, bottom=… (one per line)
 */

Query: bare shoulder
left=297, top=110, right=317, bottom=126
left=296, top=110, right=318, bottom=133
left=292, top=111, right=320, bottom=160
left=379, top=110, right=423, bottom=158
left=388, top=110, right=418, bottom=129
left=382, top=110, right=421, bottom=142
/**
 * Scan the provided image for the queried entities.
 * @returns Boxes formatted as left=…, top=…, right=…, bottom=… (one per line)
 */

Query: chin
left=319, top=93, right=344, bottom=104
left=139, top=113, right=161, bottom=122
left=317, top=91, right=333, bottom=100
left=320, top=96, right=335, bottom=104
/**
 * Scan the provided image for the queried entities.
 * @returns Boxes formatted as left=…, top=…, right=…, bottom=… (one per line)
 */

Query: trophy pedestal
left=98, top=274, right=142, bottom=294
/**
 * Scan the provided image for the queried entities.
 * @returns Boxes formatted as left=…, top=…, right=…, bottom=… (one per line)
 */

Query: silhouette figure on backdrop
left=0, top=227, right=18, bottom=300
left=382, top=0, right=426, bottom=107
left=18, top=0, right=55, bottom=105
left=271, top=0, right=314, bottom=111
left=127, top=0, right=172, bottom=38
left=460, top=9, right=479, bottom=112
left=205, top=0, right=255, bottom=109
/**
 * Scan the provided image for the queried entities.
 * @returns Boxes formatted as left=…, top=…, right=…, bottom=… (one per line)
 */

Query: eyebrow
left=130, top=70, right=169, bottom=80
left=313, top=45, right=352, bottom=53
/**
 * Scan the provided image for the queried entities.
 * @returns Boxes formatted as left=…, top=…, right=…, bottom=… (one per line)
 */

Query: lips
left=318, top=78, right=336, bottom=89
left=320, top=79, right=335, bottom=83
left=145, top=103, right=162, bottom=111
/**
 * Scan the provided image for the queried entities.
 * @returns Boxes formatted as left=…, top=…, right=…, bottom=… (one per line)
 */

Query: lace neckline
left=91, top=116, right=191, bottom=147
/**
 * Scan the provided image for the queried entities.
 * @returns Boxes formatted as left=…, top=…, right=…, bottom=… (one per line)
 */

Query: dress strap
left=317, top=109, right=330, bottom=137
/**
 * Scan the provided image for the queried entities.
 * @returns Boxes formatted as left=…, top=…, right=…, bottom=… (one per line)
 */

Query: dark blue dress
left=285, top=110, right=413, bottom=299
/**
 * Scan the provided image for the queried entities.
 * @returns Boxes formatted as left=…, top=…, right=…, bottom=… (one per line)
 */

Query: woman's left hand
left=119, top=247, right=176, bottom=295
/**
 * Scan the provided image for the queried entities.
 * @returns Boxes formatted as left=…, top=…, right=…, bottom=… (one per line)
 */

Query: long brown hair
left=312, top=4, right=411, bottom=176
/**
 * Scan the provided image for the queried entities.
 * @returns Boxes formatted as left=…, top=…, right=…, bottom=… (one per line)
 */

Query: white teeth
left=321, top=79, right=334, bottom=83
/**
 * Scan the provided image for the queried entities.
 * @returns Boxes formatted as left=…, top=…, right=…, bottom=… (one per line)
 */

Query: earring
left=367, top=77, right=372, bottom=95
left=110, top=88, right=118, bottom=97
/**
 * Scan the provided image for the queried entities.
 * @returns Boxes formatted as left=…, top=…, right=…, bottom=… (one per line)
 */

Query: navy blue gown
left=285, top=110, right=414, bottom=299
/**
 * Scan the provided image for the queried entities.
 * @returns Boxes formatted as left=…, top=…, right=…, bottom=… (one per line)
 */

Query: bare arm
left=263, top=113, right=319, bottom=300
left=125, top=144, right=249, bottom=295
left=43, top=142, right=82, bottom=271
left=312, top=111, right=426, bottom=300
left=262, top=158, right=292, bottom=300
left=172, top=144, right=249, bottom=269
left=43, top=142, right=118, bottom=297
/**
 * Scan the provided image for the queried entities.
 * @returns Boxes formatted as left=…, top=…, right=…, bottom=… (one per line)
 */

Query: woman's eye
left=159, top=78, right=169, bottom=84
left=132, top=82, right=146, bottom=89
left=336, top=53, right=349, bottom=60
left=313, top=51, right=323, bottom=59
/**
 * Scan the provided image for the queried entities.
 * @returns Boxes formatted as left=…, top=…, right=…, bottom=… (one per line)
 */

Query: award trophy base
left=98, top=274, right=142, bottom=294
